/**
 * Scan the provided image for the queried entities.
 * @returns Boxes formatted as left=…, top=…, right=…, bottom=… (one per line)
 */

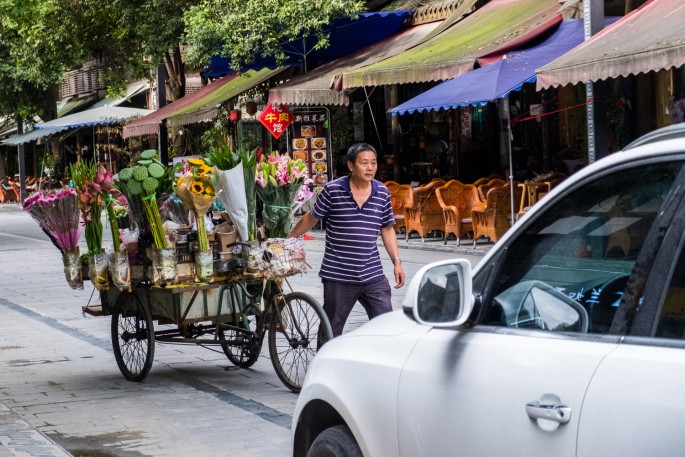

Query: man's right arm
left=288, top=211, right=319, bottom=238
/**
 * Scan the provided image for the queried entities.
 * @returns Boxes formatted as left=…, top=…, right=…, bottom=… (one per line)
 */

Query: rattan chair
left=404, top=181, right=445, bottom=242
left=385, top=181, right=412, bottom=233
left=472, top=184, right=523, bottom=245
left=436, top=180, right=481, bottom=246
left=477, top=178, right=507, bottom=202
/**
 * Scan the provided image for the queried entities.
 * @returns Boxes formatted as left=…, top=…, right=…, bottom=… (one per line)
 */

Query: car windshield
left=485, top=161, right=682, bottom=334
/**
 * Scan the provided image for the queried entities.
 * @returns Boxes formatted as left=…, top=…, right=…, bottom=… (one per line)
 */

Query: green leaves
left=203, top=140, right=241, bottom=171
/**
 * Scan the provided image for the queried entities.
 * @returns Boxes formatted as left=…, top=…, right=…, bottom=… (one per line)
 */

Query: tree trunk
left=40, top=85, right=59, bottom=122
left=164, top=46, right=186, bottom=102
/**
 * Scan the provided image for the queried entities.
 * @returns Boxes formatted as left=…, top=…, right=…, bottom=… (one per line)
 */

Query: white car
left=292, top=133, right=685, bottom=457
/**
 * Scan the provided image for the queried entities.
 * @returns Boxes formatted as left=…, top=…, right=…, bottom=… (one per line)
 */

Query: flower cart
left=24, top=150, right=331, bottom=393
left=92, top=237, right=330, bottom=393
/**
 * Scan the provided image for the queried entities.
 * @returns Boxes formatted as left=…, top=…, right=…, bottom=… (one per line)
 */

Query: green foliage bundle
left=203, top=140, right=241, bottom=171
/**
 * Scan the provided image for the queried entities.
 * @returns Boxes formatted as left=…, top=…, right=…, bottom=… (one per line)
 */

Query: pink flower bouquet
left=23, top=189, right=83, bottom=289
left=255, top=152, right=311, bottom=238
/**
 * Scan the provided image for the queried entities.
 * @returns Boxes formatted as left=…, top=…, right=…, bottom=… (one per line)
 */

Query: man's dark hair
left=347, top=143, right=377, bottom=164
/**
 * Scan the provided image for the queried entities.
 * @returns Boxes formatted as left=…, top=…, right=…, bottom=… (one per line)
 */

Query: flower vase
left=152, top=247, right=177, bottom=285
left=194, top=249, right=214, bottom=282
left=62, top=247, right=83, bottom=290
left=109, top=251, right=131, bottom=289
left=241, top=240, right=262, bottom=275
left=88, top=251, right=109, bottom=291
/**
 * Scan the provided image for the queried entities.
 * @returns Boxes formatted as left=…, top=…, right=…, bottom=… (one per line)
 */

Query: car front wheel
left=307, top=425, right=363, bottom=457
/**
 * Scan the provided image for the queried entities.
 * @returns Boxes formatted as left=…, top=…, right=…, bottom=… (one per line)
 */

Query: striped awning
left=268, top=22, right=440, bottom=107
left=168, top=67, right=288, bottom=127
left=341, top=0, right=563, bottom=88
left=537, top=0, right=685, bottom=88
left=1, top=127, right=65, bottom=146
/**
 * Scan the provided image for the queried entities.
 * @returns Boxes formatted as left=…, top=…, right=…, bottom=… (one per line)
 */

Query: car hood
left=337, top=309, right=425, bottom=339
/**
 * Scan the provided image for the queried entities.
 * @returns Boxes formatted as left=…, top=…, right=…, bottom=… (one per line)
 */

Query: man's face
left=348, top=151, right=377, bottom=182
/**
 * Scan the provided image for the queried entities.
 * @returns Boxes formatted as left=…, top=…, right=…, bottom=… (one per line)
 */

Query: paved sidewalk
left=0, top=203, right=492, bottom=456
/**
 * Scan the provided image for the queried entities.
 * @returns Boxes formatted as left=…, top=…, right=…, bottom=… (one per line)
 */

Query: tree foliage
left=0, top=0, right=366, bottom=123
left=0, top=0, right=198, bottom=122
left=183, top=0, right=365, bottom=71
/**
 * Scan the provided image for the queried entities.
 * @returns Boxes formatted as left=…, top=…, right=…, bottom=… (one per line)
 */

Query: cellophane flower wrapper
left=109, top=250, right=130, bottom=289
left=152, top=247, right=177, bottom=285
left=214, top=163, right=249, bottom=242
left=260, top=238, right=308, bottom=279
left=255, top=153, right=311, bottom=239
left=160, top=193, right=191, bottom=227
left=22, top=189, right=83, bottom=289
left=88, top=251, right=109, bottom=291
left=175, top=173, right=215, bottom=250
left=62, top=247, right=83, bottom=290
left=256, top=184, right=301, bottom=239
left=22, top=188, right=81, bottom=252
left=194, top=249, right=214, bottom=282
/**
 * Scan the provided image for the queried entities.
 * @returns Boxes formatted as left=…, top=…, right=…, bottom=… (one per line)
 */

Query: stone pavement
left=0, top=203, right=490, bottom=456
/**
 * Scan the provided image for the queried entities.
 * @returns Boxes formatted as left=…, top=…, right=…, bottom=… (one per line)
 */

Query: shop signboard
left=258, top=103, right=295, bottom=139
left=288, top=107, right=332, bottom=190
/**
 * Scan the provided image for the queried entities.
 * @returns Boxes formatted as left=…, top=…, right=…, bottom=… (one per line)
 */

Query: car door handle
left=526, top=401, right=572, bottom=424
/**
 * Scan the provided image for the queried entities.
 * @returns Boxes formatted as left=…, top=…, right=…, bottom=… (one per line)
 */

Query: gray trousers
left=321, top=277, right=392, bottom=342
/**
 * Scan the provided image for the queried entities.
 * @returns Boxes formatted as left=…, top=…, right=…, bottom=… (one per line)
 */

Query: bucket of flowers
left=23, top=188, right=83, bottom=290
left=173, top=157, right=218, bottom=282
left=115, top=149, right=175, bottom=285
left=255, top=152, right=311, bottom=239
left=70, top=160, right=111, bottom=291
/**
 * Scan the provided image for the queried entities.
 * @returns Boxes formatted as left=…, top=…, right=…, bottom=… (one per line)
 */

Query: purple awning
left=389, top=19, right=618, bottom=116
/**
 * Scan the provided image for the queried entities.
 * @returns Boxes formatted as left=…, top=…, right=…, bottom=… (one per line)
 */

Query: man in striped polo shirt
left=289, top=143, right=405, bottom=340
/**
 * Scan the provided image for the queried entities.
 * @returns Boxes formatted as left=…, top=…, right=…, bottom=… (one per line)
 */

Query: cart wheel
left=268, top=292, right=332, bottom=393
left=217, top=313, right=261, bottom=368
left=111, top=292, right=155, bottom=382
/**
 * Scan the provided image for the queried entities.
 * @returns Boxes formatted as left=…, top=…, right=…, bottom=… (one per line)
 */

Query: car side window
left=483, top=162, right=681, bottom=334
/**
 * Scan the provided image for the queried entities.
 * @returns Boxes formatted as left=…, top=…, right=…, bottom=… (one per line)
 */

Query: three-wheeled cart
left=87, top=263, right=332, bottom=393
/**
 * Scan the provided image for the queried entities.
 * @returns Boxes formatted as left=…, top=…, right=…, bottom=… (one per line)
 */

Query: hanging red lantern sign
left=258, top=103, right=294, bottom=139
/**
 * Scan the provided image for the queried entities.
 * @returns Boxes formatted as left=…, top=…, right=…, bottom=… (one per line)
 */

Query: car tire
left=307, top=425, right=363, bottom=457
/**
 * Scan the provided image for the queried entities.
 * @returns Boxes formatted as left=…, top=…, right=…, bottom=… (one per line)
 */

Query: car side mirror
left=403, top=259, right=473, bottom=327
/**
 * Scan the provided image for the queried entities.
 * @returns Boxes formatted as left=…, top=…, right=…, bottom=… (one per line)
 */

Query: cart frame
left=92, top=269, right=332, bottom=393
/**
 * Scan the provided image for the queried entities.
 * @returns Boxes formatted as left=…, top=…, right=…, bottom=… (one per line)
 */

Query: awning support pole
left=584, top=0, right=605, bottom=164
left=499, top=98, right=515, bottom=226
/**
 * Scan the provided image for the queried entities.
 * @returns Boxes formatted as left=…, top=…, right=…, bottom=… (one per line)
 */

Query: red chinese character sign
left=258, top=103, right=295, bottom=139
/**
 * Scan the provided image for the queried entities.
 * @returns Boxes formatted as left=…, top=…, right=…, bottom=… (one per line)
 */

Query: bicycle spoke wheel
left=111, top=292, right=155, bottom=382
left=217, top=313, right=261, bottom=368
left=268, top=292, right=332, bottom=393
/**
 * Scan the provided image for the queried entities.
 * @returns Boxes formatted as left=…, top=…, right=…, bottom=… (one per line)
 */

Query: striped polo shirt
left=311, top=175, right=395, bottom=284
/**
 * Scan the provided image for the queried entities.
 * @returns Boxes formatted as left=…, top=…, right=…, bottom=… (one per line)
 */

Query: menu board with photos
left=288, top=107, right=332, bottom=189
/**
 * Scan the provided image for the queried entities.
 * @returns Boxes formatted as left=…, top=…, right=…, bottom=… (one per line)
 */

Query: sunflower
left=176, top=177, right=184, bottom=188
left=191, top=180, right=205, bottom=194
left=188, top=157, right=204, bottom=166
left=199, top=164, right=212, bottom=176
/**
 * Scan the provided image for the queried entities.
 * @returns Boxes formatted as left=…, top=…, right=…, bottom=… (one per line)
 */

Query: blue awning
left=204, top=11, right=412, bottom=78
left=389, top=18, right=618, bottom=116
